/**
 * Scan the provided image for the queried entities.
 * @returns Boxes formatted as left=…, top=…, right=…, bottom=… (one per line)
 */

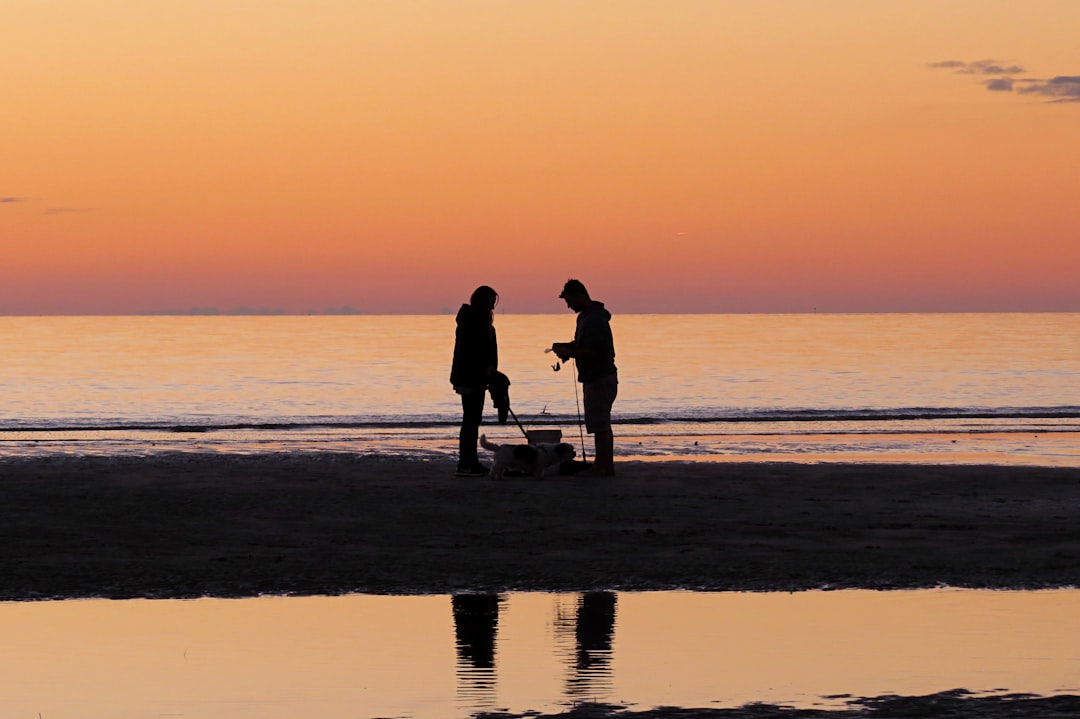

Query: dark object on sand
left=560, top=459, right=591, bottom=475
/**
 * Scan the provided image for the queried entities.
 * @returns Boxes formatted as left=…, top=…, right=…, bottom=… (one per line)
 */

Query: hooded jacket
left=450, top=303, right=498, bottom=390
left=573, top=301, right=617, bottom=383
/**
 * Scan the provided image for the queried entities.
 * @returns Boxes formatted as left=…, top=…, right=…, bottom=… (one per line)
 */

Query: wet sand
left=2, top=454, right=1078, bottom=600
left=473, top=693, right=1080, bottom=718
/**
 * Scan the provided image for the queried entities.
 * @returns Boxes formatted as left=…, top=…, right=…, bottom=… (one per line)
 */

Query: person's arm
left=550, top=341, right=597, bottom=362
left=553, top=311, right=607, bottom=362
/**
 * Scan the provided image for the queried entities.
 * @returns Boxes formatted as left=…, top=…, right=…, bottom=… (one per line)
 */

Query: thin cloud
left=1017, top=75, right=1080, bottom=102
left=931, top=59, right=1079, bottom=103
left=930, top=59, right=1026, bottom=75
left=1, top=196, right=28, bottom=203
left=929, top=60, right=966, bottom=71
left=43, top=207, right=92, bottom=216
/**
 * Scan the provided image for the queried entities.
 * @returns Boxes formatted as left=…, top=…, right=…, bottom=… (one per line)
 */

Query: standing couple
left=449, top=280, right=618, bottom=478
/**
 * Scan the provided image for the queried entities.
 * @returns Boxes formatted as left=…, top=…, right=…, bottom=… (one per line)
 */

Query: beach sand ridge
left=2, top=454, right=1078, bottom=600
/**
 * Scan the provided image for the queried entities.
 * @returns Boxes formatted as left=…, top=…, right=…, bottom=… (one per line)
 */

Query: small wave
left=651, top=406, right=1080, bottom=424
left=0, top=419, right=457, bottom=433
left=1, top=406, right=1078, bottom=434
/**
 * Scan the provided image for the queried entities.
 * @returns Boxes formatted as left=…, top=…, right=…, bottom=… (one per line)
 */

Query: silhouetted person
left=551, top=279, right=618, bottom=476
left=450, top=286, right=499, bottom=475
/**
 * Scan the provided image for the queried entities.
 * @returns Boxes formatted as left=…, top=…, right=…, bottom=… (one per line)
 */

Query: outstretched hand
left=550, top=343, right=572, bottom=362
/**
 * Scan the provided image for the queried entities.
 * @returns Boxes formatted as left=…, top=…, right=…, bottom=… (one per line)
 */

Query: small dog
left=479, top=434, right=576, bottom=479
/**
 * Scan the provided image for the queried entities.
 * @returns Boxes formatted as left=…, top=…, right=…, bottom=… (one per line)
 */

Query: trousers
left=458, top=389, right=486, bottom=466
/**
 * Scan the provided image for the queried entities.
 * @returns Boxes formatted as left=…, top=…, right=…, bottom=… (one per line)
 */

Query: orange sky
left=3, top=0, right=1079, bottom=314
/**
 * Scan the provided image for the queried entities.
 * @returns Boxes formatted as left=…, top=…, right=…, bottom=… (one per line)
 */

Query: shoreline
left=2, top=454, right=1078, bottom=601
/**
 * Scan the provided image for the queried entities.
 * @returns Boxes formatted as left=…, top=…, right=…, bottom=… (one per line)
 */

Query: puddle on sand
left=0, top=589, right=1077, bottom=718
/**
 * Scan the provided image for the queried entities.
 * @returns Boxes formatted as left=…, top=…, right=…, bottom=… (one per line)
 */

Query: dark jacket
left=573, top=301, right=617, bottom=383
left=450, top=304, right=498, bottom=390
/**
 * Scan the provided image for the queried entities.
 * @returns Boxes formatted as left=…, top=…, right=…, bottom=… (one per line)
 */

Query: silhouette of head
left=559, top=279, right=590, bottom=312
left=470, top=285, right=499, bottom=314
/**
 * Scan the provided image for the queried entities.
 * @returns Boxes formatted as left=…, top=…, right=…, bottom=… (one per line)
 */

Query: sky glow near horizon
left=3, top=1, right=1079, bottom=315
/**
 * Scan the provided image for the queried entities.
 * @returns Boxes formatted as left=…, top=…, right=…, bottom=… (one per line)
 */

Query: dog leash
left=507, top=406, right=531, bottom=441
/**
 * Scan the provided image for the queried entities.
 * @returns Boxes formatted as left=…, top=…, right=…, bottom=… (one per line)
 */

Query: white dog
left=479, top=434, right=576, bottom=480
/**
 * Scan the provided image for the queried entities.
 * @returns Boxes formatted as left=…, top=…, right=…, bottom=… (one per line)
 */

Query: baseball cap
left=559, top=279, right=587, bottom=299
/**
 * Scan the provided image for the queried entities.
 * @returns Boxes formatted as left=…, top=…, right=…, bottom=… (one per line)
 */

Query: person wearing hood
left=551, top=279, right=618, bottom=476
left=450, top=285, right=500, bottom=475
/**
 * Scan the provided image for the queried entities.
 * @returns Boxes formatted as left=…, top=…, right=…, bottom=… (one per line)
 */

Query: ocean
left=2, top=313, right=1078, bottom=465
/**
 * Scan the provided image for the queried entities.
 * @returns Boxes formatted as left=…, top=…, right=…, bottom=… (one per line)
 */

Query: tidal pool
left=1, top=589, right=1077, bottom=718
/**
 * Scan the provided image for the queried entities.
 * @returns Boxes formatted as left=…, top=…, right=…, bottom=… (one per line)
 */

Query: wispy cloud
left=979, top=61, right=1027, bottom=75
left=930, top=59, right=1080, bottom=103
left=930, top=59, right=1027, bottom=75
left=1017, top=76, right=1080, bottom=103
left=1, top=197, right=98, bottom=214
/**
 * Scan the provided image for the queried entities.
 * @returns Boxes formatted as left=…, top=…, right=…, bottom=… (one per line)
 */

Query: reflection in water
left=452, top=593, right=503, bottom=710
left=455, top=592, right=619, bottom=708
left=555, top=592, right=618, bottom=701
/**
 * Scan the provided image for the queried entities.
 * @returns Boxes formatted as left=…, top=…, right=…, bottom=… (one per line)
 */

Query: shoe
left=455, top=463, right=490, bottom=477
left=577, top=466, right=616, bottom=478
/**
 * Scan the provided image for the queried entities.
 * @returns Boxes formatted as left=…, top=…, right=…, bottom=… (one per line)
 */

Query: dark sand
left=2, top=454, right=1078, bottom=600
left=471, top=693, right=1080, bottom=718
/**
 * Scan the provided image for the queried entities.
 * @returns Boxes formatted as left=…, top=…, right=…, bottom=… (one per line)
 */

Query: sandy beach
left=2, top=454, right=1078, bottom=600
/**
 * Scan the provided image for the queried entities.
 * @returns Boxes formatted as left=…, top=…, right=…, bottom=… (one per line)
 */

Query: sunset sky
left=4, top=1, right=1079, bottom=314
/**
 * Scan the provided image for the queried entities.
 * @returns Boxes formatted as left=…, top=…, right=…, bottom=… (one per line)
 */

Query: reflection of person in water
left=452, top=593, right=502, bottom=709
left=567, top=591, right=617, bottom=698
left=451, top=593, right=503, bottom=713
left=452, top=593, right=501, bottom=669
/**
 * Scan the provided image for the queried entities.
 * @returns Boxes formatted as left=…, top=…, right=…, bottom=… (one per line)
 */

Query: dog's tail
left=479, top=434, right=499, bottom=452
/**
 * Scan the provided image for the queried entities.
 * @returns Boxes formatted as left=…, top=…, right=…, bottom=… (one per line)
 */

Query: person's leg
left=592, top=429, right=615, bottom=475
left=458, top=389, right=486, bottom=469
left=581, top=374, right=618, bottom=476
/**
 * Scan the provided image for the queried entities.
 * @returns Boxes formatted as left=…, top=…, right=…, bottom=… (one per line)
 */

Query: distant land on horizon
left=1, top=307, right=1077, bottom=318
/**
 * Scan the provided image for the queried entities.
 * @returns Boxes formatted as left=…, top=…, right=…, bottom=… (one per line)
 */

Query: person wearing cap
left=551, top=279, right=618, bottom=476
left=450, top=285, right=500, bottom=476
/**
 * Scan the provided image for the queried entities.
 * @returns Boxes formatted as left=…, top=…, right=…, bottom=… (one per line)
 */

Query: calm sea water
left=1, top=313, right=1077, bottom=465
